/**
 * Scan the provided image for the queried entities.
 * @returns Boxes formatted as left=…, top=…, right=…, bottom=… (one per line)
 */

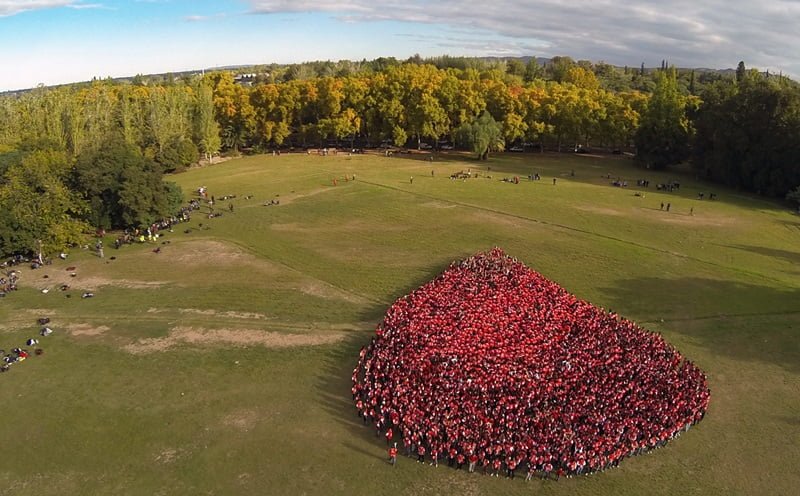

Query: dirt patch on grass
left=422, top=201, right=458, bottom=209
left=67, top=323, right=110, bottom=336
left=168, top=240, right=281, bottom=274
left=281, top=187, right=335, bottom=205
left=297, top=281, right=371, bottom=305
left=32, top=271, right=170, bottom=291
left=154, top=448, right=185, bottom=464
left=0, top=308, right=56, bottom=332
left=123, top=326, right=345, bottom=354
left=656, top=212, right=736, bottom=227
left=471, top=210, right=528, bottom=229
left=179, top=308, right=270, bottom=320
left=221, top=409, right=259, bottom=431
left=147, top=308, right=272, bottom=320
left=575, top=205, right=625, bottom=217
left=269, top=222, right=303, bottom=232
left=271, top=219, right=401, bottom=234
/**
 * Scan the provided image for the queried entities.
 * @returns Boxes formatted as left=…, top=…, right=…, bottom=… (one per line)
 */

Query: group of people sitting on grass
left=353, top=249, right=710, bottom=479
left=0, top=270, right=20, bottom=297
left=1, top=317, right=51, bottom=373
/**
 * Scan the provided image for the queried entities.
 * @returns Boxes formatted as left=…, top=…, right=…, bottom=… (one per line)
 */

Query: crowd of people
left=353, top=249, right=710, bottom=479
left=114, top=203, right=200, bottom=249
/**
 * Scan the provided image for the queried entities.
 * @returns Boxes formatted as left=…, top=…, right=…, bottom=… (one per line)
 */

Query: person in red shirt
left=468, top=453, right=479, bottom=473
left=416, top=444, right=426, bottom=463
left=492, top=457, right=502, bottom=477
left=385, top=428, right=393, bottom=445
left=388, top=443, right=398, bottom=467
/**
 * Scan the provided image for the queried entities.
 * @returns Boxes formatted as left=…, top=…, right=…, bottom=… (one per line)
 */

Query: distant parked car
left=509, top=146, right=524, bottom=152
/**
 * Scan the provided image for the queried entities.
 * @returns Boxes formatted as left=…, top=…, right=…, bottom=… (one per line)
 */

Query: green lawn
left=1, top=151, right=798, bottom=495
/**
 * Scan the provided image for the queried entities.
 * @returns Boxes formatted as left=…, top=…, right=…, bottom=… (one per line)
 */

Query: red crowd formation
left=353, top=249, right=710, bottom=478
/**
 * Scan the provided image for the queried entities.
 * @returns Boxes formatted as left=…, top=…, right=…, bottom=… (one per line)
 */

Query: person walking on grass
left=666, top=203, right=671, bottom=212
left=389, top=443, right=398, bottom=467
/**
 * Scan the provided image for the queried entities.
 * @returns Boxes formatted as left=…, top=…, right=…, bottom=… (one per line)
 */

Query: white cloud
left=246, top=0, right=800, bottom=74
left=185, top=13, right=226, bottom=22
left=0, top=0, right=75, bottom=17
left=66, top=2, right=108, bottom=9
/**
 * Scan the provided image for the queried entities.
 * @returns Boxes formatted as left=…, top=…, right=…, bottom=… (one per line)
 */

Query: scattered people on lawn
left=553, top=178, right=557, bottom=185
left=389, top=443, right=398, bottom=466
left=667, top=203, right=671, bottom=212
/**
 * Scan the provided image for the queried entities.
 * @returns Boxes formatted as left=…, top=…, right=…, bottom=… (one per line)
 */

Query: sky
left=1, top=0, right=798, bottom=91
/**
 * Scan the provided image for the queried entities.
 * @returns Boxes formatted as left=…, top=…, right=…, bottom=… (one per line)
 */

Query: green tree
left=547, top=56, right=576, bottom=82
left=634, top=69, right=691, bottom=169
left=74, top=137, right=182, bottom=229
left=455, top=111, right=504, bottom=160
left=506, top=59, right=526, bottom=77
left=0, top=150, right=88, bottom=258
left=524, top=59, right=543, bottom=83
left=692, top=76, right=800, bottom=197
left=194, top=82, right=221, bottom=161
left=736, top=61, right=746, bottom=83
left=210, top=73, right=255, bottom=151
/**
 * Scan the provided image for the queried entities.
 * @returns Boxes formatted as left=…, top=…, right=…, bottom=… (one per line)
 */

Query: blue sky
left=1, top=0, right=797, bottom=91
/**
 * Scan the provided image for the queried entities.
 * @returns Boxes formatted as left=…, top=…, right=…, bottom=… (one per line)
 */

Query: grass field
left=1, top=150, right=799, bottom=495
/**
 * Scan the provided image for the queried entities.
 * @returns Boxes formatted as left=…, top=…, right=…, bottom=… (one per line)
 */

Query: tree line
left=0, top=58, right=798, bottom=258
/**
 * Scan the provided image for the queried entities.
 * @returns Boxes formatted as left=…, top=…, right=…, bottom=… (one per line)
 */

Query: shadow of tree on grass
left=727, top=244, right=800, bottom=265
left=600, top=276, right=800, bottom=373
